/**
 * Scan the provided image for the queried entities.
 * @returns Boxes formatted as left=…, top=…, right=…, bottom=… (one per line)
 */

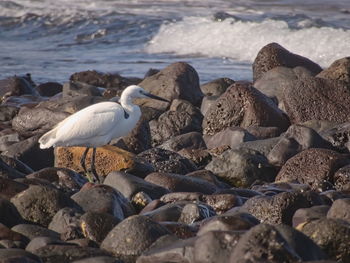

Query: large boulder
left=202, top=82, right=290, bottom=136
left=316, top=57, right=350, bottom=83
left=252, top=42, right=322, bottom=81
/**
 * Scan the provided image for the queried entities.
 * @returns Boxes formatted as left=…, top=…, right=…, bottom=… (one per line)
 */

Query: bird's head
left=123, top=85, right=169, bottom=102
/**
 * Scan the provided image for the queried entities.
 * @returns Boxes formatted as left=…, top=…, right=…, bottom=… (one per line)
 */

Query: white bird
left=39, top=85, right=168, bottom=182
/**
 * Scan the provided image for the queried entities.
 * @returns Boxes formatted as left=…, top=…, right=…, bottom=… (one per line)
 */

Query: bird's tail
left=38, top=129, right=58, bottom=149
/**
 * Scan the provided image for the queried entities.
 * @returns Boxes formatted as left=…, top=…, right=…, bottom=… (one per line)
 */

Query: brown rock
left=326, top=198, right=350, bottom=223
left=202, top=82, right=290, bottom=136
left=317, top=57, right=350, bottom=83
left=281, top=76, right=350, bottom=124
left=138, top=62, right=203, bottom=108
left=0, top=75, right=39, bottom=99
left=252, top=42, right=322, bottom=81
left=275, top=148, right=350, bottom=190
left=200, top=77, right=235, bottom=96
left=36, top=82, right=63, bottom=97
left=55, top=145, right=154, bottom=178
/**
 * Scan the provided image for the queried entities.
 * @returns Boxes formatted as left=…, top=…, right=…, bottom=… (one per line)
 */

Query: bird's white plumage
left=38, top=85, right=154, bottom=149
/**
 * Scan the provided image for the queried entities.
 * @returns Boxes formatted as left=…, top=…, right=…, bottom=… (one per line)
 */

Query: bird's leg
left=90, top=147, right=99, bottom=183
left=80, top=147, right=90, bottom=174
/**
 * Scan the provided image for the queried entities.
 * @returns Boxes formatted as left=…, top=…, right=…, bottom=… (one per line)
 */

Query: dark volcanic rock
left=149, top=99, right=203, bottom=146
left=0, top=197, right=23, bottom=227
left=276, top=148, right=350, bottom=190
left=202, top=82, right=290, bottom=136
left=142, top=203, right=184, bottom=222
left=62, top=81, right=102, bottom=98
left=326, top=198, right=350, bottom=223
left=71, top=184, right=133, bottom=220
left=11, top=185, right=80, bottom=227
left=11, top=224, right=60, bottom=240
left=194, top=230, right=241, bottom=263
left=104, top=171, right=170, bottom=200
left=245, top=125, right=282, bottom=139
left=159, top=132, right=206, bottom=152
left=242, top=190, right=323, bottom=225
left=101, top=215, right=170, bottom=262
left=333, top=164, right=350, bottom=191
left=317, top=57, right=350, bottom=83
left=36, top=82, right=63, bottom=97
left=178, top=203, right=216, bottom=224
left=201, top=95, right=218, bottom=116
left=0, top=223, right=28, bottom=248
left=145, top=172, right=217, bottom=194
left=206, top=148, right=276, bottom=187
left=2, top=135, right=54, bottom=171
left=200, top=77, right=235, bottom=96
left=0, top=248, right=42, bottom=263
left=299, top=218, right=350, bottom=262
left=138, top=62, right=203, bottom=107
left=0, top=75, right=39, bottom=99
left=268, top=124, right=334, bottom=166
left=204, top=127, right=256, bottom=149
left=281, top=76, right=350, bottom=124
left=229, top=224, right=301, bottom=263
left=319, top=122, right=350, bottom=152
left=70, top=70, right=138, bottom=90
left=12, top=106, right=69, bottom=135
left=292, top=205, right=330, bottom=227
left=80, top=211, right=120, bottom=244
left=252, top=42, right=322, bottom=81
left=0, top=105, right=19, bottom=121
left=138, top=148, right=197, bottom=175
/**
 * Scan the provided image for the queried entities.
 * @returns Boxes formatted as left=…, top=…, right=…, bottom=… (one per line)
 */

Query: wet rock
left=0, top=75, right=39, bottom=99
left=229, top=224, right=302, bottom=263
left=276, top=148, right=350, bottom=190
left=145, top=172, right=217, bottom=194
left=149, top=99, right=203, bottom=146
left=48, top=207, right=83, bottom=241
left=12, top=107, right=69, bottom=136
left=70, top=70, right=137, bottom=90
left=204, top=127, right=256, bottom=149
left=0, top=223, right=28, bottom=249
left=0, top=197, right=23, bottom=227
left=0, top=157, right=27, bottom=180
left=194, top=230, right=241, bottom=263
left=268, top=124, right=334, bottom=166
left=316, top=57, right=350, bottom=83
left=178, top=203, right=216, bottom=224
left=200, top=77, right=235, bottom=96
left=253, top=66, right=314, bottom=104
left=33, top=244, right=111, bottom=263
left=138, top=62, right=203, bottom=108
left=80, top=211, right=120, bottom=244
left=101, top=215, right=170, bottom=262
left=326, top=198, right=350, bottom=223
left=36, top=82, right=63, bottom=97
left=2, top=135, right=54, bottom=171
left=242, top=190, right=323, bottom=225
left=137, top=236, right=196, bottom=263
left=245, top=125, right=282, bottom=139
left=11, top=184, right=80, bottom=227
left=333, top=164, right=350, bottom=191
left=138, top=148, right=197, bottom=175
left=292, top=205, right=330, bottom=227
left=320, top=190, right=350, bottom=203
left=71, top=184, right=133, bottom=221
left=55, top=145, right=154, bottom=179
left=159, top=132, right=206, bottom=152
left=11, top=224, right=60, bottom=240
left=0, top=105, right=19, bottom=122
left=281, top=76, right=350, bottom=124
left=274, top=224, right=326, bottom=261
left=0, top=248, right=42, bottom=262
left=1, top=155, right=34, bottom=175
left=252, top=42, right=322, bottom=81
left=104, top=171, right=170, bottom=200
left=206, top=148, right=276, bottom=187
left=203, top=82, right=290, bottom=136
left=197, top=213, right=259, bottom=235
left=299, top=218, right=350, bottom=262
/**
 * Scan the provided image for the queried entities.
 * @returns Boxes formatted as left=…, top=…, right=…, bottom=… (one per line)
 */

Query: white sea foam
left=146, top=16, right=350, bottom=67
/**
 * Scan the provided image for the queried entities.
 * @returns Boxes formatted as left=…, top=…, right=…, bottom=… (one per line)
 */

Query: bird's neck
left=120, top=97, right=138, bottom=113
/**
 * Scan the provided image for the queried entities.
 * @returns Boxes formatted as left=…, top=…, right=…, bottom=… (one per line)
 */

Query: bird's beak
left=144, top=92, right=170, bottom=102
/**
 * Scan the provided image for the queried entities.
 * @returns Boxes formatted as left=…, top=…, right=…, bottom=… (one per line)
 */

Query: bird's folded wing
left=55, top=103, right=124, bottom=141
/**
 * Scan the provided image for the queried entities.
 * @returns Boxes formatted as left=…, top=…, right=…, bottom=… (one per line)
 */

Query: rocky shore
left=1, top=42, right=350, bottom=262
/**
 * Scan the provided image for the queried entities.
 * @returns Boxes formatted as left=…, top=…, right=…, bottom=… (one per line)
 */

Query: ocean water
left=0, top=0, right=350, bottom=84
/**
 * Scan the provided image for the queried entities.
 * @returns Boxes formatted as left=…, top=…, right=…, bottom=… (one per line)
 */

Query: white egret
left=39, top=85, right=169, bottom=182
